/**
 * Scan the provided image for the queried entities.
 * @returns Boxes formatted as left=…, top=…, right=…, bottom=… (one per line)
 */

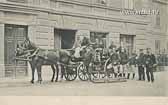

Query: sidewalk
left=0, top=77, right=31, bottom=88
left=0, top=68, right=56, bottom=88
left=0, top=70, right=167, bottom=88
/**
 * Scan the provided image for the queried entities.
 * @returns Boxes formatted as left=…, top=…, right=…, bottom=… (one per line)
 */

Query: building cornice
left=0, top=2, right=39, bottom=15
left=153, top=0, right=168, bottom=4
left=52, top=0, right=122, bottom=11
left=0, top=2, right=149, bottom=25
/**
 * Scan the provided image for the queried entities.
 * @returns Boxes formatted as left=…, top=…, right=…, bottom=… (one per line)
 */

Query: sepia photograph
left=0, top=0, right=167, bottom=96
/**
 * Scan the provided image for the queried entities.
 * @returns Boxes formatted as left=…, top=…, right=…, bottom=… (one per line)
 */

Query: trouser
left=146, top=66, right=154, bottom=82
left=127, top=65, right=136, bottom=79
left=119, top=64, right=126, bottom=77
left=138, top=66, right=145, bottom=80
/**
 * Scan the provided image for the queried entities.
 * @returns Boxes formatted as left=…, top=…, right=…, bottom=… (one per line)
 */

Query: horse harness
left=16, top=48, right=40, bottom=61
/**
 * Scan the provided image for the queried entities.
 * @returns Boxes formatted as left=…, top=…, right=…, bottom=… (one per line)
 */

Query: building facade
left=0, top=0, right=167, bottom=78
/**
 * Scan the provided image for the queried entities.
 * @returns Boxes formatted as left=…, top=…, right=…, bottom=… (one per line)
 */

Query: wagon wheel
left=64, top=65, right=77, bottom=81
left=104, top=58, right=115, bottom=78
left=77, top=63, right=89, bottom=81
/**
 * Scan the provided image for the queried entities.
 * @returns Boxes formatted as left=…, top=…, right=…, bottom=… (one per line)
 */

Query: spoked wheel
left=64, top=65, right=77, bottom=81
left=104, top=58, right=115, bottom=78
left=77, top=63, right=89, bottom=81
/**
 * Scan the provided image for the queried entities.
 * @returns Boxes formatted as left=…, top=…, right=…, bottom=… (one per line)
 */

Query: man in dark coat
left=144, top=48, right=157, bottom=82
left=137, top=49, right=145, bottom=81
left=127, top=52, right=137, bottom=79
left=119, top=47, right=128, bottom=77
left=109, top=47, right=120, bottom=77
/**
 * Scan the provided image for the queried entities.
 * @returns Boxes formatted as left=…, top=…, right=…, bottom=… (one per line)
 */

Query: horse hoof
left=51, top=80, right=54, bottom=82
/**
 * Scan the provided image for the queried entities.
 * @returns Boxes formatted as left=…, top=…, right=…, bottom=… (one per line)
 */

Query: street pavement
left=0, top=71, right=167, bottom=96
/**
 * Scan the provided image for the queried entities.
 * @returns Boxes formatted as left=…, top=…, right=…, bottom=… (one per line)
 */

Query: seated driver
left=73, top=36, right=91, bottom=59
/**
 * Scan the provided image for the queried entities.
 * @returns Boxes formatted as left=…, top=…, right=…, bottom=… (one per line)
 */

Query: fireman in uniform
left=137, top=49, right=145, bottom=81
left=119, top=47, right=128, bottom=77
left=109, top=47, right=120, bottom=77
left=126, top=51, right=137, bottom=79
left=144, top=48, right=157, bottom=82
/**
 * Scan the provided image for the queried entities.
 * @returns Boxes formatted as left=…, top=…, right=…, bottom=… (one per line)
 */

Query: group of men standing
left=136, top=48, right=157, bottom=82
left=73, top=36, right=157, bottom=83
left=108, top=42, right=157, bottom=83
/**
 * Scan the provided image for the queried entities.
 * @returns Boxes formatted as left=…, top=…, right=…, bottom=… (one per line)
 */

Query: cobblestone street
left=0, top=71, right=167, bottom=96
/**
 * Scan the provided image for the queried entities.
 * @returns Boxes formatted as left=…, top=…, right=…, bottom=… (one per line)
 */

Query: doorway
left=54, top=29, right=76, bottom=49
left=4, top=24, right=28, bottom=77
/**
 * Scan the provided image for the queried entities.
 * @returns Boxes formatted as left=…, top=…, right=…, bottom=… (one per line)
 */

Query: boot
left=132, top=73, right=135, bottom=79
left=123, top=73, right=126, bottom=78
left=118, top=73, right=122, bottom=77
left=114, top=73, right=117, bottom=78
left=127, top=73, right=130, bottom=79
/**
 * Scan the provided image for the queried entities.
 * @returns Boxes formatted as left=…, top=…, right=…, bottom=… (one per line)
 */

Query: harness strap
left=26, top=48, right=40, bottom=59
left=31, top=48, right=40, bottom=57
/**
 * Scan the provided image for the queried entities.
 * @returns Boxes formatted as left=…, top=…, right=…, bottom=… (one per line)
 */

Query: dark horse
left=15, top=38, right=72, bottom=84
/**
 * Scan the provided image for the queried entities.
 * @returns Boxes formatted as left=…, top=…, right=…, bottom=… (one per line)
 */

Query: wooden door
left=4, top=24, right=28, bottom=77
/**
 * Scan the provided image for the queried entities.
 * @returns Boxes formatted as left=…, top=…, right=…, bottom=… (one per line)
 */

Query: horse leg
left=30, top=62, right=35, bottom=84
left=55, top=64, right=59, bottom=82
left=60, top=64, right=64, bottom=82
left=51, top=65, right=55, bottom=82
left=37, top=65, right=42, bottom=84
